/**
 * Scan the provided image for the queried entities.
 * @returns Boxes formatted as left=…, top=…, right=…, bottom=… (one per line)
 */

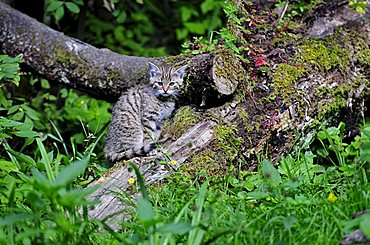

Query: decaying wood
left=0, top=2, right=244, bottom=103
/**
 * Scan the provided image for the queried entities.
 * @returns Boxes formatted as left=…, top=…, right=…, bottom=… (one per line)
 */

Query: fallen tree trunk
left=0, top=2, right=243, bottom=103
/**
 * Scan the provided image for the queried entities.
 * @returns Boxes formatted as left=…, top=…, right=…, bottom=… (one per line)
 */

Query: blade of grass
left=162, top=197, right=196, bottom=245
left=36, top=138, right=55, bottom=181
left=188, top=180, right=208, bottom=245
left=48, top=119, right=69, bottom=155
left=129, top=162, right=148, bottom=201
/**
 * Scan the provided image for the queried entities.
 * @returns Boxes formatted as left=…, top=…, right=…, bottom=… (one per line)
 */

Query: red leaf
left=254, top=56, right=269, bottom=67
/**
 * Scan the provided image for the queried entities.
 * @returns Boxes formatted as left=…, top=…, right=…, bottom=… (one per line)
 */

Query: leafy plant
left=116, top=162, right=208, bottom=245
left=0, top=56, right=111, bottom=241
left=142, top=122, right=370, bottom=244
left=349, top=0, right=368, bottom=14
left=0, top=54, right=22, bottom=86
left=46, top=0, right=83, bottom=23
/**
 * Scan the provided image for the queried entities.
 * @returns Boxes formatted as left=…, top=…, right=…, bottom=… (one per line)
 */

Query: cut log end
left=212, top=51, right=246, bottom=95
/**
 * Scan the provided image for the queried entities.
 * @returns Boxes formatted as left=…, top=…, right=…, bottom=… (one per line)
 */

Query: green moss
left=105, top=67, right=123, bottom=81
left=271, top=64, right=307, bottom=103
left=238, top=108, right=257, bottom=134
left=183, top=150, right=219, bottom=177
left=213, top=124, right=243, bottom=161
left=298, top=41, right=349, bottom=71
left=317, top=97, right=347, bottom=119
left=212, top=49, right=246, bottom=94
left=54, top=47, right=124, bottom=86
left=269, top=36, right=353, bottom=121
left=316, top=75, right=370, bottom=119
left=273, top=64, right=307, bottom=87
left=356, top=49, right=370, bottom=66
left=162, top=106, right=201, bottom=140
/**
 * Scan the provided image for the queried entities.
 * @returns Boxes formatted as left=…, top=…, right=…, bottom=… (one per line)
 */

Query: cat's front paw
left=106, top=152, right=125, bottom=162
left=147, top=149, right=158, bottom=157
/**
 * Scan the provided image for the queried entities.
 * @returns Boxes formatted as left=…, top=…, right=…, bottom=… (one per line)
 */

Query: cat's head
left=148, top=62, right=187, bottom=98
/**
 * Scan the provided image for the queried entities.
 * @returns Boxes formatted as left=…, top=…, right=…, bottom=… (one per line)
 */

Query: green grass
left=120, top=122, right=370, bottom=244
left=1, top=120, right=370, bottom=245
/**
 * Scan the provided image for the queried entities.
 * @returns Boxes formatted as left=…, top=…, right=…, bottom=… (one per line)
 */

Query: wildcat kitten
left=104, top=62, right=187, bottom=161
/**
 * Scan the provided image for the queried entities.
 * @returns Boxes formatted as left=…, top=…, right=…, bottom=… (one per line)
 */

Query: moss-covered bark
left=171, top=1, right=370, bottom=178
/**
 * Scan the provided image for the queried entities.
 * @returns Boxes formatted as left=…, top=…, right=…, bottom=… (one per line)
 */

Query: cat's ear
left=149, top=62, right=160, bottom=78
left=174, top=65, right=187, bottom=79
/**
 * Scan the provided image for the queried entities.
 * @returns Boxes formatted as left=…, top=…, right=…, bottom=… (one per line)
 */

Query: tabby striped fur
left=104, top=62, right=187, bottom=161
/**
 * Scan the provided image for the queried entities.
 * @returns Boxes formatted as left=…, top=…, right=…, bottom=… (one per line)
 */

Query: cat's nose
left=162, top=85, right=169, bottom=92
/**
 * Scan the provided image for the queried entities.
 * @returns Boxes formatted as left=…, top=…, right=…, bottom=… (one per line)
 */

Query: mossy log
left=88, top=2, right=370, bottom=230
left=0, top=2, right=243, bottom=103
left=1, top=0, right=370, bottom=234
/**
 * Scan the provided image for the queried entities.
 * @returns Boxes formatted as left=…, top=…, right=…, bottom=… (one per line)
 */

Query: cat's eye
left=169, top=82, right=175, bottom=86
left=157, top=82, right=163, bottom=86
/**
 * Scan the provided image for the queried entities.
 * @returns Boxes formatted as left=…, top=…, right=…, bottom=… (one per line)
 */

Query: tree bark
left=0, top=2, right=243, bottom=103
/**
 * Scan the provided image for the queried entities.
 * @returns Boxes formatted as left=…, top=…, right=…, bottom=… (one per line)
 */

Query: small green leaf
left=184, top=22, right=207, bottom=35
left=23, top=106, right=41, bottom=121
left=0, top=160, right=18, bottom=173
left=176, top=28, right=188, bottom=40
left=5, top=148, right=37, bottom=167
left=343, top=216, right=362, bottom=233
left=73, top=0, right=83, bottom=5
left=36, top=138, right=55, bottom=181
left=31, top=167, right=53, bottom=190
left=11, top=111, right=24, bottom=121
left=13, top=130, right=39, bottom=138
left=54, top=157, right=89, bottom=187
left=261, top=159, right=281, bottom=186
left=7, top=105, right=20, bottom=115
left=0, top=55, right=22, bottom=64
left=65, top=2, right=80, bottom=14
left=116, top=10, right=127, bottom=23
left=54, top=5, right=65, bottom=22
left=180, top=6, right=198, bottom=22
left=356, top=6, right=366, bottom=14
left=281, top=215, right=298, bottom=231
left=0, top=89, right=10, bottom=107
left=0, top=117, right=22, bottom=127
left=57, top=185, right=99, bottom=207
left=137, top=197, right=155, bottom=226
left=362, top=126, right=370, bottom=138
left=0, top=133, right=11, bottom=138
left=156, top=222, right=192, bottom=234
left=201, top=0, right=221, bottom=14
left=46, top=1, right=63, bottom=13
left=360, top=141, right=370, bottom=163
left=40, top=79, right=50, bottom=89
left=247, top=191, right=270, bottom=200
